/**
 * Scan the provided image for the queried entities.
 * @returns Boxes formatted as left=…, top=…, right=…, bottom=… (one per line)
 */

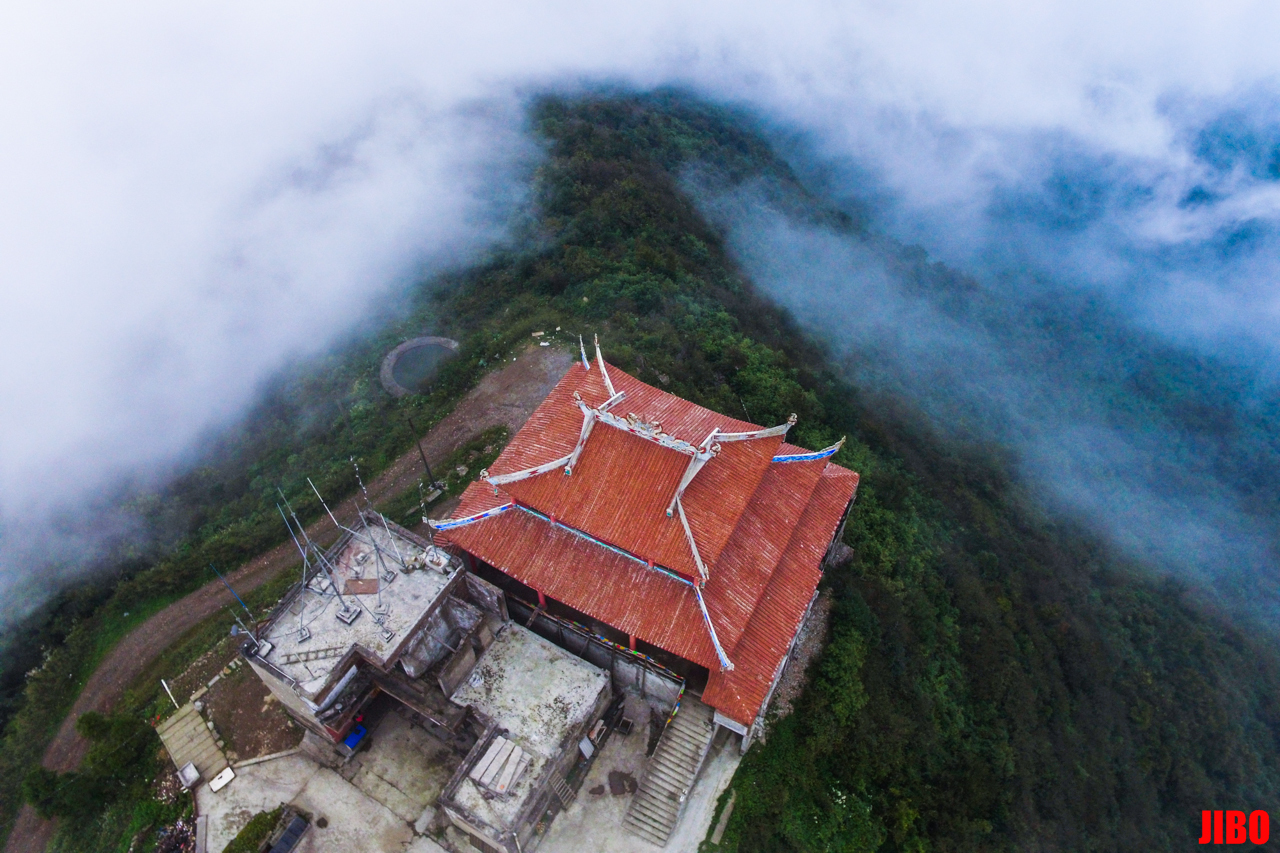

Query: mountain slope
left=488, top=92, right=1280, bottom=852
left=5, top=90, right=1280, bottom=852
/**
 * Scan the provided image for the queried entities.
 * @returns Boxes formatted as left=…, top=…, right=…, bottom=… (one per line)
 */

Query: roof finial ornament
left=579, top=335, right=589, bottom=370
left=788, top=413, right=798, bottom=425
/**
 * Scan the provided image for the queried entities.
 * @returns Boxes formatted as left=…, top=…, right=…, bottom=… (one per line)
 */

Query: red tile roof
left=702, top=467, right=859, bottom=725
left=701, top=447, right=829, bottom=654
left=491, top=363, right=779, bottom=578
left=445, top=482, right=720, bottom=669
left=442, top=358, right=859, bottom=728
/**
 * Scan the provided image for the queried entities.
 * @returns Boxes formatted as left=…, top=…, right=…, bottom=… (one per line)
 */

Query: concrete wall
left=465, top=573, right=509, bottom=621
left=443, top=805, right=507, bottom=853
left=436, top=643, right=477, bottom=696
left=245, top=657, right=325, bottom=736
left=508, top=598, right=684, bottom=717
left=399, top=607, right=455, bottom=678
left=518, top=682, right=613, bottom=852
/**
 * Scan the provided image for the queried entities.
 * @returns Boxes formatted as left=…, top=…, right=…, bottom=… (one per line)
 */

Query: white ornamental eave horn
left=715, top=412, right=797, bottom=443
left=694, top=585, right=733, bottom=671
left=564, top=392, right=598, bottom=475
left=594, top=334, right=616, bottom=397
left=663, top=414, right=795, bottom=517
left=676, top=496, right=709, bottom=582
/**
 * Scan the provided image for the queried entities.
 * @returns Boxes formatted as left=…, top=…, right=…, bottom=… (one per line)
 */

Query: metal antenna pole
left=210, top=563, right=253, bottom=622
left=351, top=457, right=406, bottom=568
left=357, top=510, right=387, bottom=614
left=279, top=489, right=328, bottom=566
left=228, top=607, right=253, bottom=639
left=351, top=457, right=369, bottom=505
left=279, top=488, right=351, bottom=613
left=279, top=489, right=328, bottom=568
left=277, top=503, right=313, bottom=639
left=307, top=475, right=384, bottom=565
left=309, top=477, right=357, bottom=537
left=277, top=504, right=310, bottom=584
left=405, top=414, right=441, bottom=489
left=374, top=507, right=406, bottom=567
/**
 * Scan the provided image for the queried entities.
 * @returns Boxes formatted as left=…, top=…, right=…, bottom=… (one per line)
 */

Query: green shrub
left=22, top=712, right=158, bottom=821
left=223, top=807, right=284, bottom=853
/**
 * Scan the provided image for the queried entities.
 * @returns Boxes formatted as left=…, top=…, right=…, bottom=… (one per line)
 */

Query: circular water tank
left=380, top=336, right=459, bottom=397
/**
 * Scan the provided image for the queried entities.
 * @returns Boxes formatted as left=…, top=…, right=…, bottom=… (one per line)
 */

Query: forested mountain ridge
left=3, top=91, right=1279, bottom=852
left=505, top=93, right=1280, bottom=852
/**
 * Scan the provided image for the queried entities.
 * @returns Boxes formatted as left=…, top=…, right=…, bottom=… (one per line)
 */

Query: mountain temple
left=431, top=339, right=859, bottom=739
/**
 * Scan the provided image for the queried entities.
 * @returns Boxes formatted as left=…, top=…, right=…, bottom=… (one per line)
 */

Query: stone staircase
left=623, top=697, right=716, bottom=847
left=155, top=702, right=228, bottom=783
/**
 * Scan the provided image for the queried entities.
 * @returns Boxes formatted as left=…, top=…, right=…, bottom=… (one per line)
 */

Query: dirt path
left=6, top=347, right=572, bottom=853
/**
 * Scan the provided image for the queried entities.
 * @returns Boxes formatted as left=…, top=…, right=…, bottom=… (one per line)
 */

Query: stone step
left=625, top=806, right=675, bottom=836
left=641, top=762, right=693, bottom=797
left=628, top=793, right=678, bottom=823
left=624, top=697, right=717, bottom=847
left=622, top=814, right=670, bottom=847
left=667, top=722, right=712, bottom=746
left=654, top=741, right=702, bottom=768
left=624, top=809, right=675, bottom=845
left=626, top=800, right=676, bottom=829
left=667, top=725, right=712, bottom=746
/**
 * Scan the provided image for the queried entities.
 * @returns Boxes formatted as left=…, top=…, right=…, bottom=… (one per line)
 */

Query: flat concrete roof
left=449, top=623, right=609, bottom=830
left=258, top=518, right=456, bottom=700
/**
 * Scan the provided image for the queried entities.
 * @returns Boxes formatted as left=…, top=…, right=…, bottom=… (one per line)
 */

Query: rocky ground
left=762, top=590, right=832, bottom=726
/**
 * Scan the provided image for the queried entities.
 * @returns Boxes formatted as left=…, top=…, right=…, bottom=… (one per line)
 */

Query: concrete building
left=243, top=514, right=615, bottom=852
left=439, top=625, right=610, bottom=852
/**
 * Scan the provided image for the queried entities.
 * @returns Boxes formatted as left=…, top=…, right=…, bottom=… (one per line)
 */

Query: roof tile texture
left=492, top=363, right=779, bottom=577
left=702, top=467, right=859, bottom=725
left=445, top=482, right=720, bottom=669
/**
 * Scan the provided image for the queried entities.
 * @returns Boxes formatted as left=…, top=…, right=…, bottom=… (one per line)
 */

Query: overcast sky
left=4, top=0, right=1280, bottom=619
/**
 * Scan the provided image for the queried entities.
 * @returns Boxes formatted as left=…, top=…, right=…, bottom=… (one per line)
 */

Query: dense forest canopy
left=3, top=91, right=1279, bottom=852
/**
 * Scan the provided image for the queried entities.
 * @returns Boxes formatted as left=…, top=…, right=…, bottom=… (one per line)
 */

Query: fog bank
left=6, top=0, right=1280, bottom=620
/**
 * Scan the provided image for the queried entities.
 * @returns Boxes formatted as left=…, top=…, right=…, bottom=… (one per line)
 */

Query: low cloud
left=697, top=188, right=1279, bottom=617
left=6, top=0, right=1280, bottom=621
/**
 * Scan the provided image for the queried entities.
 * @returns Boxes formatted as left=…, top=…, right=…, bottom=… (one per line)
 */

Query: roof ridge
left=445, top=481, right=737, bottom=666
left=476, top=358, right=793, bottom=581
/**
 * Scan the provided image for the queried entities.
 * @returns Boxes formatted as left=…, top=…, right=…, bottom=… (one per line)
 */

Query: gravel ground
left=6, top=345, right=573, bottom=853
